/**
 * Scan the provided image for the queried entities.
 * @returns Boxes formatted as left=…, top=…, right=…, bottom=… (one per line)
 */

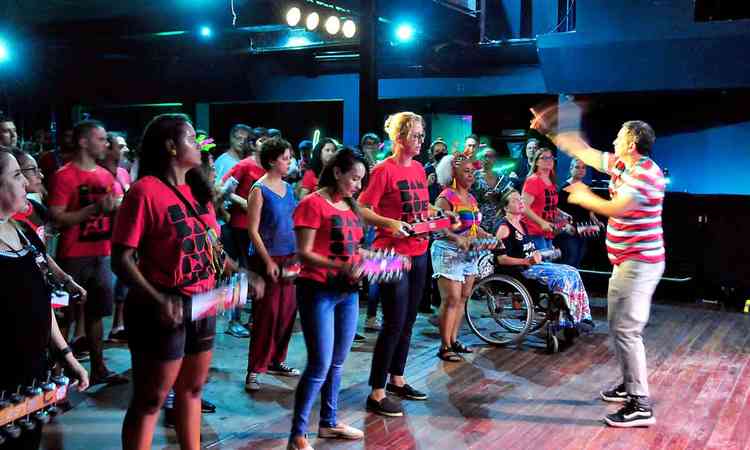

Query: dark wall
left=209, top=101, right=344, bottom=151
left=579, top=90, right=750, bottom=195
left=537, top=0, right=750, bottom=93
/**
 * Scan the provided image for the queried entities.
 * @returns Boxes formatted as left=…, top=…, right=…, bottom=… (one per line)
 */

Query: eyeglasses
left=539, top=156, right=555, bottom=161
left=21, top=167, right=41, bottom=176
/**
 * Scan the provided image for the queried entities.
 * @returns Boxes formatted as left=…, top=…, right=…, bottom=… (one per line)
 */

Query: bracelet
left=57, top=346, right=72, bottom=361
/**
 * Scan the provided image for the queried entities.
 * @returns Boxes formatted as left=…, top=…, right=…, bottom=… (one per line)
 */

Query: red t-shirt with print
left=300, top=169, right=318, bottom=193
left=222, top=157, right=266, bottom=229
left=521, top=174, right=558, bottom=239
left=112, top=176, right=220, bottom=296
left=12, top=200, right=46, bottom=243
left=49, top=162, right=122, bottom=258
left=293, top=192, right=364, bottom=285
left=358, top=157, right=430, bottom=256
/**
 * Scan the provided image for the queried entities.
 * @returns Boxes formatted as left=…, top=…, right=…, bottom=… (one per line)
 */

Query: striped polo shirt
left=601, top=152, right=666, bottom=265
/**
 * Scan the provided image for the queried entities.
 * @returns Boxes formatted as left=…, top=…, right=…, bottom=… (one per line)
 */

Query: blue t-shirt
left=214, top=151, right=240, bottom=186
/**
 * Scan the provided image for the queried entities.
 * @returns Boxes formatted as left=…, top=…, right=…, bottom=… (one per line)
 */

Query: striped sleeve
left=620, top=159, right=666, bottom=206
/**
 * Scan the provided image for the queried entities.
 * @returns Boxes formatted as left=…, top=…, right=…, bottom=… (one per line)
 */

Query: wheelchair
left=465, top=252, right=575, bottom=353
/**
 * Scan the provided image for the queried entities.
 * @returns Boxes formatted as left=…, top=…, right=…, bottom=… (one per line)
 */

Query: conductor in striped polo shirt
left=532, top=110, right=666, bottom=428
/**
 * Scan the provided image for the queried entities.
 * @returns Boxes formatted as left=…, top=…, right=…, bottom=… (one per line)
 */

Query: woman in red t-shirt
left=288, top=147, right=368, bottom=449
left=11, top=148, right=49, bottom=242
left=358, top=112, right=441, bottom=417
left=296, top=138, right=337, bottom=199
left=112, top=114, right=258, bottom=450
left=522, top=147, right=560, bottom=251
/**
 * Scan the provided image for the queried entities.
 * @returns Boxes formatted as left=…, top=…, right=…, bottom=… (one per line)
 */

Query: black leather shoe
left=201, top=398, right=216, bottom=413
left=386, top=383, right=428, bottom=400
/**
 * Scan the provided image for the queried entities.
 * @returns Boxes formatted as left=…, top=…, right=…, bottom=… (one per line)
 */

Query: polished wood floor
left=42, top=301, right=750, bottom=450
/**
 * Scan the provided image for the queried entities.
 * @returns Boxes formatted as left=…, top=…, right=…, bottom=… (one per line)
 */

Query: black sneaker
left=600, top=383, right=628, bottom=402
left=386, top=383, right=428, bottom=401
left=353, top=333, right=366, bottom=342
left=604, top=398, right=655, bottom=427
left=366, top=396, right=403, bottom=417
left=267, top=362, right=300, bottom=377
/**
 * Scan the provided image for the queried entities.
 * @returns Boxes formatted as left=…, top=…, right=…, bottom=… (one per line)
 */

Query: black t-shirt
left=559, top=181, right=591, bottom=223
left=497, top=219, right=536, bottom=260
left=0, top=224, right=52, bottom=391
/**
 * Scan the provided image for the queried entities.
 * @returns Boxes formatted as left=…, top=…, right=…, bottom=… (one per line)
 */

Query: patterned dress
left=472, top=170, right=501, bottom=234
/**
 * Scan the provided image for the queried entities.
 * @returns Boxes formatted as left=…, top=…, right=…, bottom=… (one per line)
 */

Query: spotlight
left=0, top=40, right=8, bottom=62
left=286, top=7, right=302, bottom=27
left=342, top=19, right=356, bottom=38
left=395, top=23, right=414, bottom=42
left=325, top=16, right=341, bottom=35
left=306, top=12, right=320, bottom=31
left=200, top=26, right=212, bottom=38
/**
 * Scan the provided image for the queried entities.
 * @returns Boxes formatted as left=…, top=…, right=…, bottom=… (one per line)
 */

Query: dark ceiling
left=10, top=0, right=475, bottom=46
left=3, top=0, right=519, bottom=84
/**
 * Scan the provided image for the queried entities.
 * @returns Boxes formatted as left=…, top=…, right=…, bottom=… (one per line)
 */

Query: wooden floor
left=42, top=301, right=750, bottom=450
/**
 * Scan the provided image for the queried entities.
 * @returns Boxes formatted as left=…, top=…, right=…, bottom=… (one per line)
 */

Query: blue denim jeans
left=555, top=233, right=587, bottom=268
left=290, top=281, right=359, bottom=437
left=529, top=235, right=553, bottom=252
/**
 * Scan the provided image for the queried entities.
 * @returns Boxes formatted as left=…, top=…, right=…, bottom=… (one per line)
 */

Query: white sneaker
left=319, top=424, right=364, bottom=440
left=365, top=316, right=382, bottom=331
left=244, top=373, right=260, bottom=392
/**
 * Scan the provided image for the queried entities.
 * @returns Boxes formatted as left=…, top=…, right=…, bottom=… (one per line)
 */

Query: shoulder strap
left=158, top=178, right=212, bottom=232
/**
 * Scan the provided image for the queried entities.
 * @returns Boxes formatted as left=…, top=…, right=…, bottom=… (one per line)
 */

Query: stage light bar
left=283, top=4, right=357, bottom=39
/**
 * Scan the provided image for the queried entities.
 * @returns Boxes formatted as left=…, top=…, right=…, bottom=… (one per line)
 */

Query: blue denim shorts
left=430, top=239, right=478, bottom=283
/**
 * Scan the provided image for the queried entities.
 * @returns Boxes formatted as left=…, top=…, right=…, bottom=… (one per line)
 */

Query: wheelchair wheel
left=466, top=274, right=534, bottom=345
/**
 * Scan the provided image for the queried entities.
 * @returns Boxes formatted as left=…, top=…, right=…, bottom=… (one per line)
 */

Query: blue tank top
left=254, top=181, right=297, bottom=256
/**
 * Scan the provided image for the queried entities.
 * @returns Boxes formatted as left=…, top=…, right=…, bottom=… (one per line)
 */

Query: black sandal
left=438, top=346, right=463, bottom=362
left=452, top=340, right=474, bottom=354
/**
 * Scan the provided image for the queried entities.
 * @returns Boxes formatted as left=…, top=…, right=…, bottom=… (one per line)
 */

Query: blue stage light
left=0, top=40, right=10, bottom=62
left=200, top=26, right=212, bottom=38
left=395, top=24, right=414, bottom=42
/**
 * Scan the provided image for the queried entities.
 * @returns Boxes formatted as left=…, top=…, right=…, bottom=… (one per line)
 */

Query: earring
left=169, top=149, right=177, bottom=156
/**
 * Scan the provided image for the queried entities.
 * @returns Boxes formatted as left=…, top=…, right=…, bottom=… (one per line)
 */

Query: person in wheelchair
left=495, top=189, right=594, bottom=339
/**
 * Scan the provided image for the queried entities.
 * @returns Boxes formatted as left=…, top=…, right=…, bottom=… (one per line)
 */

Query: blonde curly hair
left=384, top=112, right=425, bottom=147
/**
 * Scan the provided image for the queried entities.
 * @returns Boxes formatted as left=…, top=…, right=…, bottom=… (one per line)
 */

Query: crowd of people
left=0, top=105, right=666, bottom=450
